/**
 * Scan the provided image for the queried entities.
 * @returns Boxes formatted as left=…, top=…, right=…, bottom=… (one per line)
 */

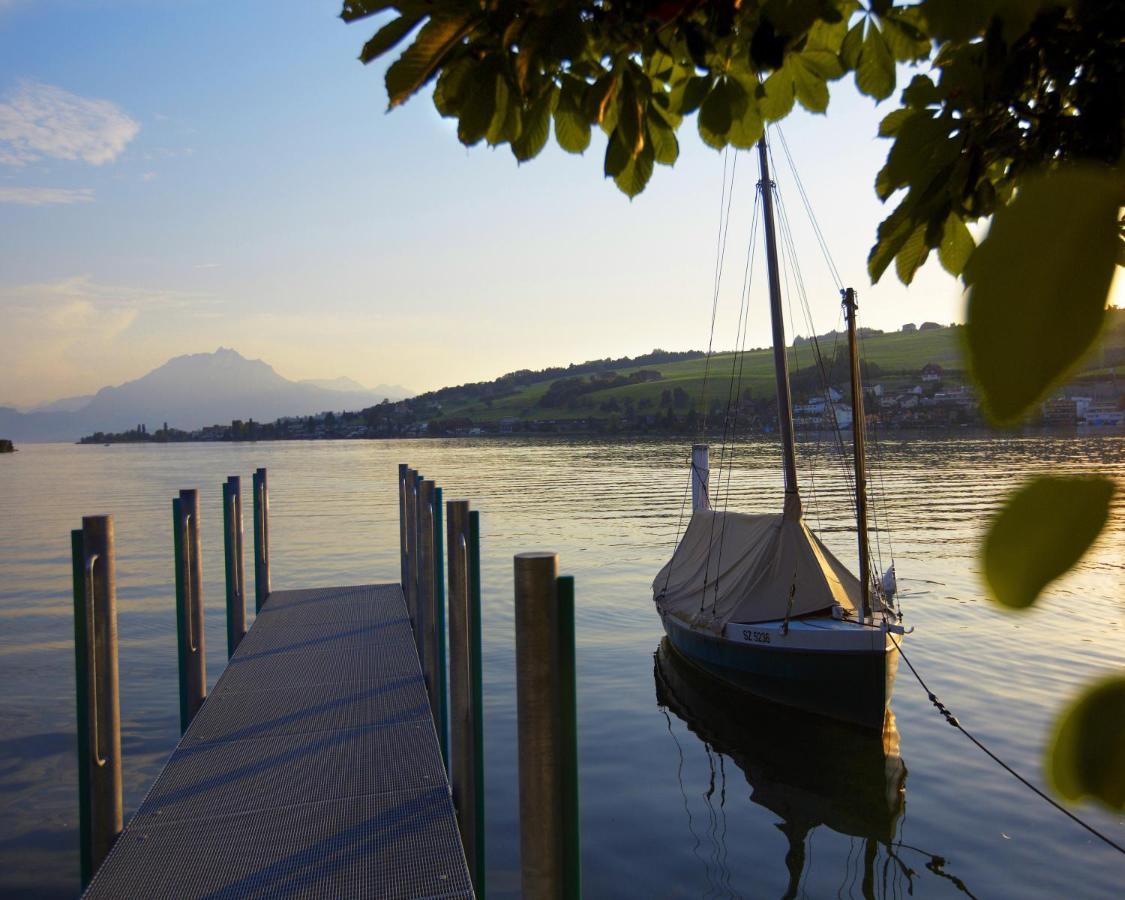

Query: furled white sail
left=654, top=509, right=862, bottom=632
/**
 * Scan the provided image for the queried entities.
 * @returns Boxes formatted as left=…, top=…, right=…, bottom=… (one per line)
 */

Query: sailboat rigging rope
left=889, top=635, right=1125, bottom=856
left=702, top=185, right=763, bottom=616
left=775, top=125, right=843, bottom=291
left=698, top=148, right=740, bottom=440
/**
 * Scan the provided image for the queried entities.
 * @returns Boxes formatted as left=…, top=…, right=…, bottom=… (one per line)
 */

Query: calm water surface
left=1, top=436, right=1122, bottom=898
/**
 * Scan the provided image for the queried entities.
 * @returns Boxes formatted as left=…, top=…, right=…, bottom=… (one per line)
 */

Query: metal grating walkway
left=84, top=584, right=473, bottom=899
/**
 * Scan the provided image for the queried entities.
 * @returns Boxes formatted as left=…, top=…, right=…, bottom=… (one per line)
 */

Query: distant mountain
left=0, top=348, right=412, bottom=442
left=299, top=377, right=412, bottom=400
left=30, top=394, right=96, bottom=414
left=301, top=376, right=370, bottom=393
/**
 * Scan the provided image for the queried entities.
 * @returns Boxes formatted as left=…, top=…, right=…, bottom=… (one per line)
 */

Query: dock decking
left=84, top=583, right=474, bottom=899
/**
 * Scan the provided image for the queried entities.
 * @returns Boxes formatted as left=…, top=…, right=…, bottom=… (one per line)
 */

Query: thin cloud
left=0, top=80, right=140, bottom=167
left=0, top=186, right=94, bottom=205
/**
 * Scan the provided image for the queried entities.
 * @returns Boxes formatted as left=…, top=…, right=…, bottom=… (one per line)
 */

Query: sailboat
left=653, top=135, right=907, bottom=731
left=654, top=639, right=907, bottom=896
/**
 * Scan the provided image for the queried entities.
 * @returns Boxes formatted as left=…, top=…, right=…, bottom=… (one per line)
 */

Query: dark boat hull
left=663, top=614, right=896, bottom=731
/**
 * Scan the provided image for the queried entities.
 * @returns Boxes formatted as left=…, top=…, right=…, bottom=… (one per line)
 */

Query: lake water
left=1, top=436, right=1122, bottom=898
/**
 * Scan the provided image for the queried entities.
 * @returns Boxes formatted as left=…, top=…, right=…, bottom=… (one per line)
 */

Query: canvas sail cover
left=653, top=509, right=861, bottom=632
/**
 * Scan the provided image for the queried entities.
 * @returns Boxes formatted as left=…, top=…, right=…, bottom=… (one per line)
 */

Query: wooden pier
left=72, top=464, right=579, bottom=898
left=83, top=582, right=473, bottom=899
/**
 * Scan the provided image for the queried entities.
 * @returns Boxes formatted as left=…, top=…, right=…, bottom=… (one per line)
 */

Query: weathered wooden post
left=514, top=552, right=582, bottom=900
left=418, top=479, right=437, bottom=718
left=173, top=489, right=206, bottom=732
left=447, top=501, right=485, bottom=896
left=404, top=469, right=420, bottom=651
left=252, top=467, right=270, bottom=612
left=433, top=486, right=449, bottom=768
left=70, top=515, right=123, bottom=887
left=223, top=475, right=246, bottom=658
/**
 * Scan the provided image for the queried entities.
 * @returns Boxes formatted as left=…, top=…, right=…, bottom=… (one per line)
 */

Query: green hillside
left=409, top=309, right=1124, bottom=427
left=435, top=325, right=968, bottom=423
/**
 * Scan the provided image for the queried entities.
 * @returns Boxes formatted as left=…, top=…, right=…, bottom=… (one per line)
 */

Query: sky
left=0, top=0, right=975, bottom=408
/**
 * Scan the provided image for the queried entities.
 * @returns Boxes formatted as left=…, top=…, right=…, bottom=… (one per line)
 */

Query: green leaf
left=894, top=222, right=930, bottom=284
left=511, top=88, right=554, bottom=162
left=457, top=68, right=497, bottom=146
left=759, top=66, right=796, bottom=121
left=938, top=212, right=974, bottom=276
left=433, top=56, right=473, bottom=117
left=341, top=1, right=397, bottom=24
left=983, top=475, right=1115, bottom=610
left=614, top=143, right=655, bottom=198
left=964, top=167, right=1123, bottom=424
left=647, top=114, right=679, bottom=165
left=553, top=90, right=590, bottom=154
left=868, top=206, right=914, bottom=282
left=698, top=80, right=734, bottom=138
left=359, top=13, right=422, bottom=64
left=385, top=13, right=476, bottom=108
left=726, top=97, right=764, bottom=150
left=855, top=24, right=895, bottom=100
left=840, top=20, right=864, bottom=69
left=792, top=56, right=830, bottom=113
left=482, top=74, right=514, bottom=145
left=604, top=129, right=630, bottom=178
left=878, top=107, right=913, bottom=138
left=1050, top=675, right=1125, bottom=811
left=673, top=75, right=711, bottom=116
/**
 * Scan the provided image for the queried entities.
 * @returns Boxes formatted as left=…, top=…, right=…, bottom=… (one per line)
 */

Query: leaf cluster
left=344, top=1, right=940, bottom=196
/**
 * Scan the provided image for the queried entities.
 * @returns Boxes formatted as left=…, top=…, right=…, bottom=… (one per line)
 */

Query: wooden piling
left=223, top=476, right=246, bottom=658
left=174, top=490, right=206, bottom=732
left=514, top=551, right=582, bottom=899
left=447, top=500, right=485, bottom=896
left=70, top=516, right=123, bottom=886
left=252, top=468, right=270, bottom=612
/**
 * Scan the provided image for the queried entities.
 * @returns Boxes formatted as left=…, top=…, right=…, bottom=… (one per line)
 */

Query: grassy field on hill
left=428, top=310, right=1124, bottom=424
left=438, top=326, right=967, bottom=422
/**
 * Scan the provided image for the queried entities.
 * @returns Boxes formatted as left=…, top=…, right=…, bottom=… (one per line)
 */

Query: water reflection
left=655, top=638, right=913, bottom=898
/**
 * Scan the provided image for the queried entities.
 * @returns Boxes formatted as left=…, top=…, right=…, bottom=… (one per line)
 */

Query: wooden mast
left=756, top=137, right=800, bottom=512
left=842, top=287, right=871, bottom=622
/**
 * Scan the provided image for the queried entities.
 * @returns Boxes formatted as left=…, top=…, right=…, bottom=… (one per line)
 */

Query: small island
left=0, top=439, right=15, bottom=453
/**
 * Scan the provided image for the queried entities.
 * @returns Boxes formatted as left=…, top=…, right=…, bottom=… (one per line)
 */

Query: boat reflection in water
left=654, top=638, right=909, bottom=899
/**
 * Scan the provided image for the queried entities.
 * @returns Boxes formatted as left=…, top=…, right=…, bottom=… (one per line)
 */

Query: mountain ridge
left=0, top=348, right=413, bottom=442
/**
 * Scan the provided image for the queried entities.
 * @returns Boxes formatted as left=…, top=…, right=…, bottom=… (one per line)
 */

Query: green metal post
left=468, top=510, right=485, bottom=896
left=223, top=477, right=246, bottom=658
left=253, top=468, right=270, bottom=612
left=434, top=487, right=449, bottom=769
left=556, top=575, right=581, bottom=900
left=70, top=529, right=93, bottom=887
left=173, top=496, right=190, bottom=733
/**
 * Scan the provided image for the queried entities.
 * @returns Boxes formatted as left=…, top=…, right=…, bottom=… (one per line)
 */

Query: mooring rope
left=889, top=635, right=1125, bottom=856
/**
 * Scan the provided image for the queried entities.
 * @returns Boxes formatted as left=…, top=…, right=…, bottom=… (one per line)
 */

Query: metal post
left=448, top=502, right=486, bottom=897
left=404, top=468, right=419, bottom=649
left=223, top=476, right=246, bottom=658
left=398, top=463, right=409, bottom=599
left=433, top=486, right=449, bottom=768
left=418, top=479, right=438, bottom=723
left=556, top=575, right=581, bottom=900
left=514, top=551, right=581, bottom=900
left=253, top=467, right=270, bottom=612
left=71, top=516, right=123, bottom=886
left=174, top=490, right=206, bottom=732
left=691, top=443, right=710, bottom=511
